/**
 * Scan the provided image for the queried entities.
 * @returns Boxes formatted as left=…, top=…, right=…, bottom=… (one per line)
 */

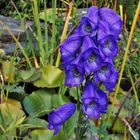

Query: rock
left=0, top=15, right=33, bottom=53
left=0, top=8, right=87, bottom=54
left=0, top=15, right=33, bottom=43
left=0, top=42, right=26, bottom=54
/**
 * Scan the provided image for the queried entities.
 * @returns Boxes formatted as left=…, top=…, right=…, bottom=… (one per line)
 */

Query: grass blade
left=55, top=2, right=73, bottom=67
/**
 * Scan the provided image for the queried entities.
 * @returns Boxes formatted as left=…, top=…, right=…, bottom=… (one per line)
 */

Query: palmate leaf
left=33, top=65, right=64, bottom=88
left=24, top=117, right=48, bottom=129
left=15, top=68, right=41, bottom=83
left=22, top=88, right=70, bottom=117
left=22, top=89, right=53, bottom=116
left=1, top=61, right=16, bottom=83
left=29, top=129, right=53, bottom=140
left=64, top=110, right=78, bottom=138
left=6, top=98, right=22, bottom=109
left=51, top=94, right=70, bottom=108
left=0, top=103, right=26, bottom=139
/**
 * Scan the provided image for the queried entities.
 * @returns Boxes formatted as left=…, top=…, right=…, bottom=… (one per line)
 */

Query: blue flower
left=79, top=46, right=103, bottom=75
left=74, top=6, right=98, bottom=37
left=74, top=17, right=97, bottom=37
left=98, top=36, right=118, bottom=59
left=60, top=35, right=83, bottom=65
left=97, top=20, right=119, bottom=41
left=64, top=64, right=84, bottom=86
left=80, top=36, right=95, bottom=53
left=94, top=62, right=118, bottom=92
left=82, top=81, right=107, bottom=118
left=99, top=7, right=122, bottom=36
left=86, top=6, right=98, bottom=24
left=48, top=102, right=76, bottom=135
left=60, top=35, right=95, bottom=68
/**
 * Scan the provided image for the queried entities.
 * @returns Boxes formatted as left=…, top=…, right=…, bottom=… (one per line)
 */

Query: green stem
left=50, top=0, right=57, bottom=65
left=33, top=0, right=45, bottom=66
left=75, top=86, right=83, bottom=140
left=75, top=109, right=82, bottom=140
left=44, top=0, right=49, bottom=60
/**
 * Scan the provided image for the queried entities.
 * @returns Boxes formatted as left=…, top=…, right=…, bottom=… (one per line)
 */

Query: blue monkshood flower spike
left=82, top=81, right=107, bottom=118
left=64, top=64, right=84, bottom=86
left=48, top=102, right=76, bottom=135
left=94, top=62, right=118, bottom=92
left=99, top=7, right=122, bottom=36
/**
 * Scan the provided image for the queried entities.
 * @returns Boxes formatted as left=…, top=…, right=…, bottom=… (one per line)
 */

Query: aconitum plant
left=48, top=6, right=122, bottom=137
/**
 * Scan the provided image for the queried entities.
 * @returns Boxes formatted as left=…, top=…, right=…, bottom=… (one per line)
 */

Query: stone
left=0, top=15, right=33, bottom=53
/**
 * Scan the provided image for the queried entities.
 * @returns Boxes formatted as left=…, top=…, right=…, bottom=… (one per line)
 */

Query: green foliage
left=118, top=0, right=138, bottom=27
left=89, top=120, right=111, bottom=140
left=126, top=31, right=140, bottom=77
left=0, top=0, right=140, bottom=139
left=0, top=0, right=32, bottom=19
left=15, top=68, right=41, bottom=83
left=0, top=103, right=26, bottom=139
left=22, top=89, right=53, bottom=116
left=33, top=65, right=64, bottom=88
left=29, top=129, right=53, bottom=140
left=1, top=61, right=16, bottom=83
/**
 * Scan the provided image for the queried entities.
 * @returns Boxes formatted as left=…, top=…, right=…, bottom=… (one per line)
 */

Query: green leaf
left=52, top=94, right=70, bottom=108
left=33, top=65, right=64, bottom=88
left=109, top=117, right=125, bottom=133
left=69, top=87, right=80, bottom=100
left=23, top=136, right=30, bottom=140
left=24, top=117, right=48, bottom=128
left=64, top=110, right=78, bottom=137
left=39, top=9, right=57, bottom=23
left=15, top=68, right=41, bottom=83
left=108, top=104, right=131, bottom=118
left=30, top=129, right=53, bottom=140
left=4, top=84, right=25, bottom=94
left=22, top=89, right=54, bottom=116
left=1, top=61, right=16, bottom=83
left=109, top=134, right=127, bottom=140
left=89, top=120, right=99, bottom=135
left=0, top=103, right=25, bottom=138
